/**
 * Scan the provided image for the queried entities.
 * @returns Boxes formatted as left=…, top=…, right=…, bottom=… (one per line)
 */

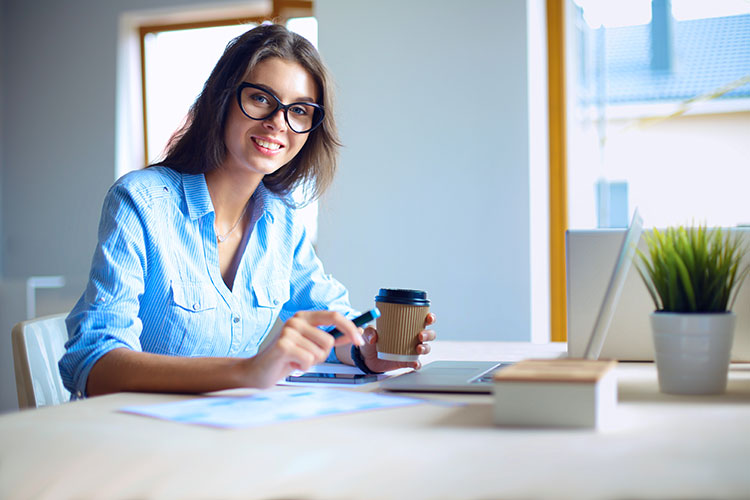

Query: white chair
left=12, top=313, right=71, bottom=409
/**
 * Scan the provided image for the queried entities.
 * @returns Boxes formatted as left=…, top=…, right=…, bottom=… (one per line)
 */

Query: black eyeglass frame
left=236, top=82, right=325, bottom=134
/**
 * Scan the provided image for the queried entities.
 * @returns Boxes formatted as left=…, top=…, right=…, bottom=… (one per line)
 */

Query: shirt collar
left=182, top=173, right=213, bottom=220
left=182, top=173, right=278, bottom=224
left=253, top=181, right=277, bottom=224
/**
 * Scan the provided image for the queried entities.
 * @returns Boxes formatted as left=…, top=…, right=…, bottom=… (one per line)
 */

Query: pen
left=328, top=308, right=381, bottom=339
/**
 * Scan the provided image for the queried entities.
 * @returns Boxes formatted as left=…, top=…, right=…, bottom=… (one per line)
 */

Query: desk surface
left=1, top=341, right=749, bottom=500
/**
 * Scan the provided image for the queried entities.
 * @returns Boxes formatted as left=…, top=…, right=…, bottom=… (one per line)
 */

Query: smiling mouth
left=252, top=138, right=283, bottom=151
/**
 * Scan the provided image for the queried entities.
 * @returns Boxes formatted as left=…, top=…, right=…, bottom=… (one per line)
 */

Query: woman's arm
left=86, top=310, right=364, bottom=396
left=60, top=181, right=152, bottom=397
left=279, top=217, right=437, bottom=371
left=86, top=349, right=247, bottom=396
left=278, top=220, right=361, bottom=363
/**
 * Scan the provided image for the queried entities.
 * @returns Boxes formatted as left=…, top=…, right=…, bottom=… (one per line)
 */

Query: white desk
left=1, top=341, right=749, bottom=499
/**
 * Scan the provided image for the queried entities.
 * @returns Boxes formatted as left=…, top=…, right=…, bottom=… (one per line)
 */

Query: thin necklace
left=216, top=199, right=250, bottom=243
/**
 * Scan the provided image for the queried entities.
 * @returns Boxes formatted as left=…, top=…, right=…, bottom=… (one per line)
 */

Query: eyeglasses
left=236, top=82, right=325, bottom=134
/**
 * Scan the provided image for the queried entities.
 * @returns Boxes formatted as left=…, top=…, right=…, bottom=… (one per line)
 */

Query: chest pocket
left=171, top=280, right=217, bottom=312
left=253, top=280, right=290, bottom=309
left=164, top=280, right=219, bottom=355
left=252, top=280, right=290, bottom=338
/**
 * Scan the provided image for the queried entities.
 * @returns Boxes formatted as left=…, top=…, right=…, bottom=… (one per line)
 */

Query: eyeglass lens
left=239, top=86, right=321, bottom=133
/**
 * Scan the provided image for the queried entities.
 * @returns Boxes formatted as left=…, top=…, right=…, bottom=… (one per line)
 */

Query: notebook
left=381, top=210, right=644, bottom=393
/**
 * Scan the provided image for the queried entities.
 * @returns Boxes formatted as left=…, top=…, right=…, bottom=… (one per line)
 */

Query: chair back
left=12, top=313, right=70, bottom=409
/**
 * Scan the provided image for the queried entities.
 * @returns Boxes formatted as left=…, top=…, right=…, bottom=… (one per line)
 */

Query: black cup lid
left=375, top=288, right=430, bottom=306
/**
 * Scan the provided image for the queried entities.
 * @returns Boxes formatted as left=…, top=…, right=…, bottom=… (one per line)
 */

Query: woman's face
left=222, top=57, right=318, bottom=178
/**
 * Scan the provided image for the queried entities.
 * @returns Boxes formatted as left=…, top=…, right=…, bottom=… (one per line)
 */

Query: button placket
left=229, top=295, right=243, bottom=355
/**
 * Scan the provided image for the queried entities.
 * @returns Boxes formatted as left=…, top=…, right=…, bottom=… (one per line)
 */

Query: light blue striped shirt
left=59, top=166, right=355, bottom=397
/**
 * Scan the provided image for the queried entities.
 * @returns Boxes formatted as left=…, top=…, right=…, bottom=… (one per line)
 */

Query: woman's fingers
left=277, top=310, right=367, bottom=368
left=294, top=310, right=365, bottom=347
left=424, top=313, right=436, bottom=326
left=363, top=326, right=378, bottom=344
left=274, top=334, right=319, bottom=372
left=419, top=329, right=436, bottom=342
left=419, top=314, right=437, bottom=357
left=249, top=310, right=368, bottom=387
left=283, top=315, right=333, bottom=353
left=358, top=315, right=437, bottom=373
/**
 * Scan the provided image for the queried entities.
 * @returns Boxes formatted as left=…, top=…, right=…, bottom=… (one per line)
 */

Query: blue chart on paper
left=120, top=388, right=424, bottom=428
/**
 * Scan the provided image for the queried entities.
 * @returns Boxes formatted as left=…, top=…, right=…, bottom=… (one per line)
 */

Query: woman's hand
left=244, top=310, right=364, bottom=388
left=359, top=313, right=437, bottom=372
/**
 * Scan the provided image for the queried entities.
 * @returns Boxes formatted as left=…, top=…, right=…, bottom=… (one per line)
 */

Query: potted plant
left=636, top=225, right=749, bottom=395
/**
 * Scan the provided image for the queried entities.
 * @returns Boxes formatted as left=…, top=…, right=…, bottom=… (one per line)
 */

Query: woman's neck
left=205, top=168, right=262, bottom=229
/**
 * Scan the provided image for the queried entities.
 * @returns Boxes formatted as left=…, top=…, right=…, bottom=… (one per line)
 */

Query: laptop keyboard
left=470, top=363, right=512, bottom=384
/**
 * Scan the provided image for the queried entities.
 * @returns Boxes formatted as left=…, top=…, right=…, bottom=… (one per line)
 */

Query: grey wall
left=0, top=0, right=544, bottom=413
left=315, top=0, right=535, bottom=342
left=4, top=1, right=112, bottom=279
left=0, top=0, right=6, bottom=413
left=0, top=0, right=4, bottom=273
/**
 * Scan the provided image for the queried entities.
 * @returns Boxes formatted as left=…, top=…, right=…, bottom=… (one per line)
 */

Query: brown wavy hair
left=153, top=23, right=341, bottom=203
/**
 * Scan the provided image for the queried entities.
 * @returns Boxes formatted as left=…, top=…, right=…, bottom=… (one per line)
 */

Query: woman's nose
left=263, top=108, right=287, bottom=131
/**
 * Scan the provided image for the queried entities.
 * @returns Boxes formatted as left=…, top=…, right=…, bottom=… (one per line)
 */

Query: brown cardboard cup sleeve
left=374, top=289, right=430, bottom=362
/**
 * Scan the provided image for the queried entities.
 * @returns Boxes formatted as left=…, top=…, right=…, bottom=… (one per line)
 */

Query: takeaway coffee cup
left=374, top=288, right=430, bottom=361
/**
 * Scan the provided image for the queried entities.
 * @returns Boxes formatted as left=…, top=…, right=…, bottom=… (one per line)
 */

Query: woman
left=59, top=23, right=436, bottom=398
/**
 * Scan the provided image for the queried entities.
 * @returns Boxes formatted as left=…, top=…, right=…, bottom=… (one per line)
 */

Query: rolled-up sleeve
left=59, top=185, right=148, bottom=397
left=279, top=220, right=357, bottom=363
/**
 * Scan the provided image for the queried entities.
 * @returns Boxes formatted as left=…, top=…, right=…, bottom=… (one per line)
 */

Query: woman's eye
left=289, top=105, right=309, bottom=116
left=251, top=93, right=270, bottom=105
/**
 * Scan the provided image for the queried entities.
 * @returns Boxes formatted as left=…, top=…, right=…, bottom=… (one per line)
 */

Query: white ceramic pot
left=650, top=312, right=736, bottom=395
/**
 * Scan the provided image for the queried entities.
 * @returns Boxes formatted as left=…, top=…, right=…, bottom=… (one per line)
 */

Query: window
left=548, top=0, right=750, bottom=341
left=142, top=23, right=254, bottom=164
left=567, top=0, right=750, bottom=229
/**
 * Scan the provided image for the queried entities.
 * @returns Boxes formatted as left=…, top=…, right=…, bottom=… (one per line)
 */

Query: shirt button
left=233, top=316, right=240, bottom=323
left=76, top=391, right=83, bottom=398
left=192, top=303, right=200, bottom=310
left=163, top=186, right=169, bottom=192
left=273, top=298, right=279, bottom=306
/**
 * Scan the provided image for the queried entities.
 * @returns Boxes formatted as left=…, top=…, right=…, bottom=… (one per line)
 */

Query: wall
left=315, top=0, right=540, bottom=342
left=0, top=0, right=4, bottom=272
left=0, top=0, right=545, bottom=412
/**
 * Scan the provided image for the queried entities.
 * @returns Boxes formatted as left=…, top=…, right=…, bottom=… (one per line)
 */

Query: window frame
left=547, top=0, right=568, bottom=342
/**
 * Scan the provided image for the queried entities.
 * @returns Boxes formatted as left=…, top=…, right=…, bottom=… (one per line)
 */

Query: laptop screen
left=582, top=209, right=644, bottom=359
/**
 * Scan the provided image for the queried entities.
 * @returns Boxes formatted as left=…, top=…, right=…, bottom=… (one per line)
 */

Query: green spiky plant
left=636, top=226, right=750, bottom=313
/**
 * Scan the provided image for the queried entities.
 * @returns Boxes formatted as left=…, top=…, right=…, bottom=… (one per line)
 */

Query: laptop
left=380, top=210, right=644, bottom=393
left=568, top=226, right=750, bottom=362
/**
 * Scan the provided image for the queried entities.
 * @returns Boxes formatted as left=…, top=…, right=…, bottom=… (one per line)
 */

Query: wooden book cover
left=493, top=359, right=617, bottom=383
